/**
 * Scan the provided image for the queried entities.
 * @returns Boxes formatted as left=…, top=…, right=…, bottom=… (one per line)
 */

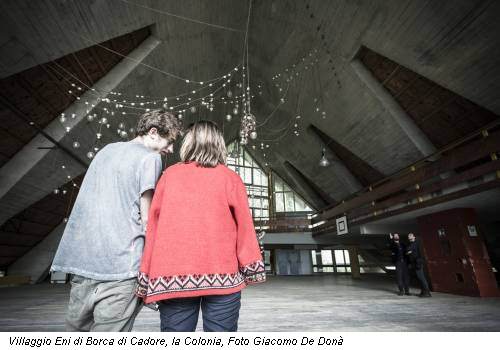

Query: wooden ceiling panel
left=0, top=257, right=15, bottom=267
left=0, top=26, right=151, bottom=169
left=385, top=66, right=415, bottom=95
left=359, top=47, right=398, bottom=82
left=359, top=47, right=499, bottom=148
left=0, top=234, right=41, bottom=247
left=0, top=245, right=31, bottom=258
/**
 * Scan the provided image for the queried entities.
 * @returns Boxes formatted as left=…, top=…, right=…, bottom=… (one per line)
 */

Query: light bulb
left=319, top=148, right=330, bottom=167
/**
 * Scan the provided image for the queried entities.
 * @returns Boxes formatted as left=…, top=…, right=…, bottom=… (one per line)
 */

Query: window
left=227, top=142, right=269, bottom=220
left=334, top=249, right=351, bottom=274
left=311, top=250, right=335, bottom=273
left=273, top=174, right=313, bottom=213
left=227, top=142, right=316, bottom=221
left=263, top=250, right=273, bottom=273
left=321, top=250, right=333, bottom=265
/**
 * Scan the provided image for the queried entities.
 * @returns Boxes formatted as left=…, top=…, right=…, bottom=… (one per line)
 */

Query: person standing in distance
left=388, top=233, right=410, bottom=296
left=406, top=233, right=432, bottom=297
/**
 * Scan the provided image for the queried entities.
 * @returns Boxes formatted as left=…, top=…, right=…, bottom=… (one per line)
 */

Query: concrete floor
left=1, top=275, right=500, bottom=331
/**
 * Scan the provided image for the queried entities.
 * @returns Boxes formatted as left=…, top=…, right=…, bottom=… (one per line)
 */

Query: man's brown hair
left=135, top=109, right=183, bottom=142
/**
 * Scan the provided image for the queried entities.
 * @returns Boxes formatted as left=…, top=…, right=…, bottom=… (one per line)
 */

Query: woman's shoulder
left=160, top=162, right=185, bottom=177
left=218, top=164, right=241, bottom=179
left=218, top=165, right=246, bottom=192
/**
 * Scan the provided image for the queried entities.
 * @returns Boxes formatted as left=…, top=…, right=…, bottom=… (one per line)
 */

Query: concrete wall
left=7, top=224, right=65, bottom=283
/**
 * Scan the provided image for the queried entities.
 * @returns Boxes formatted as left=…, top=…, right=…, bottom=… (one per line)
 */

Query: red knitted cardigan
left=136, top=162, right=266, bottom=303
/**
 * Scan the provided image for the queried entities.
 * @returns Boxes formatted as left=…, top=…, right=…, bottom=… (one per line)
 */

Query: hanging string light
left=238, top=0, right=257, bottom=145
left=47, top=0, right=339, bottom=190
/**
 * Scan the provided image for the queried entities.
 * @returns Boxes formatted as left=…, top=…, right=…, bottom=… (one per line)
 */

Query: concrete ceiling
left=0, top=0, right=499, bottom=241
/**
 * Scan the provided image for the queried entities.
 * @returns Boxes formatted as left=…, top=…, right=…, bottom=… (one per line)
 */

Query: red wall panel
left=417, top=208, right=498, bottom=297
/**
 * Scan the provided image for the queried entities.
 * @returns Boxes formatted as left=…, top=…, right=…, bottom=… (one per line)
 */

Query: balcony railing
left=313, top=120, right=500, bottom=236
left=254, top=215, right=312, bottom=233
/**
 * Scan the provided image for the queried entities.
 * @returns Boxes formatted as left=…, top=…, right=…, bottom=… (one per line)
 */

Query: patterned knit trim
left=136, top=260, right=266, bottom=298
left=240, top=260, right=266, bottom=284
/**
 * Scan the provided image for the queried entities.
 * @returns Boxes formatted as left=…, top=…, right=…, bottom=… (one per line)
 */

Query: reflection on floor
left=1, top=275, right=499, bottom=331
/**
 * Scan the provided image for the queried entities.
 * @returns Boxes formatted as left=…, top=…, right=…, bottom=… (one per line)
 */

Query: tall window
left=311, top=250, right=335, bottom=273
left=227, top=142, right=269, bottom=220
left=334, top=249, right=351, bottom=273
left=273, top=174, right=313, bottom=213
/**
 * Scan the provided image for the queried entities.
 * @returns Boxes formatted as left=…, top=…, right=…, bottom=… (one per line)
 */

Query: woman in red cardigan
left=137, top=120, right=266, bottom=332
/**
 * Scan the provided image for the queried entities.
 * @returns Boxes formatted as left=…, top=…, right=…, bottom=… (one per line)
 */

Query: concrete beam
left=278, top=163, right=323, bottom=211
left=350, top=59, right=437, bottom=157
left=0, top=36, right=161, bottom=225
left=270, top=156, right=324, bottom=212
left=283, top=161, right=335, bottom=207
left=7, top=223, right=65, bottom=284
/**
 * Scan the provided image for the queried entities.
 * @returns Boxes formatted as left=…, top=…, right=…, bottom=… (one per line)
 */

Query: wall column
left=348, top=246, right=361, bottom=279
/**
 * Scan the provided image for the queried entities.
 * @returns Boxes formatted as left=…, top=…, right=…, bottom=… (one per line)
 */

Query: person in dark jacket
left=388, top=233, right=410, bottom=296
left=406, top=233, right=431, bottom=297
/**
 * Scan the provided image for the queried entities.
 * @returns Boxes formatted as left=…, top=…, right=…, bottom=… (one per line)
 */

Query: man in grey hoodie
left=51, top=109, right=182, bottom=331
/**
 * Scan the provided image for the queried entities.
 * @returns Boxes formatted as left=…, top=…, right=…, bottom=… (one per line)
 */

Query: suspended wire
left=49, top=62, right=235, bottom=121
left=256, top=74, right=305, bottom=142
left=49, top=59, right=238, bottom=110
left=43, top=6, right=204, bottom=84
left=255, top=81, right=292, bottom=128
left=242, top=0, right=252, bottom=115
left=255, top=47, right=318, bottom=130
left=116, top=0, right=244, bottom=33
left=261, top=72, right=304, bottom=135
left=39, top=8, right=245, bottom=102
left=42, top=11, right=237, bottom=86
left=65, top=28, right=234, bottom=84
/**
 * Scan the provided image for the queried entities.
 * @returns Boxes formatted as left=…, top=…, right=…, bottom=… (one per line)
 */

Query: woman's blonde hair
left=179, top=120, right=227, bottom=167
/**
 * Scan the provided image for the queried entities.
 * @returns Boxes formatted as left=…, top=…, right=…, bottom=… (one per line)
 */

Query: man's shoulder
left=111, top=142, right=160, bottom=161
